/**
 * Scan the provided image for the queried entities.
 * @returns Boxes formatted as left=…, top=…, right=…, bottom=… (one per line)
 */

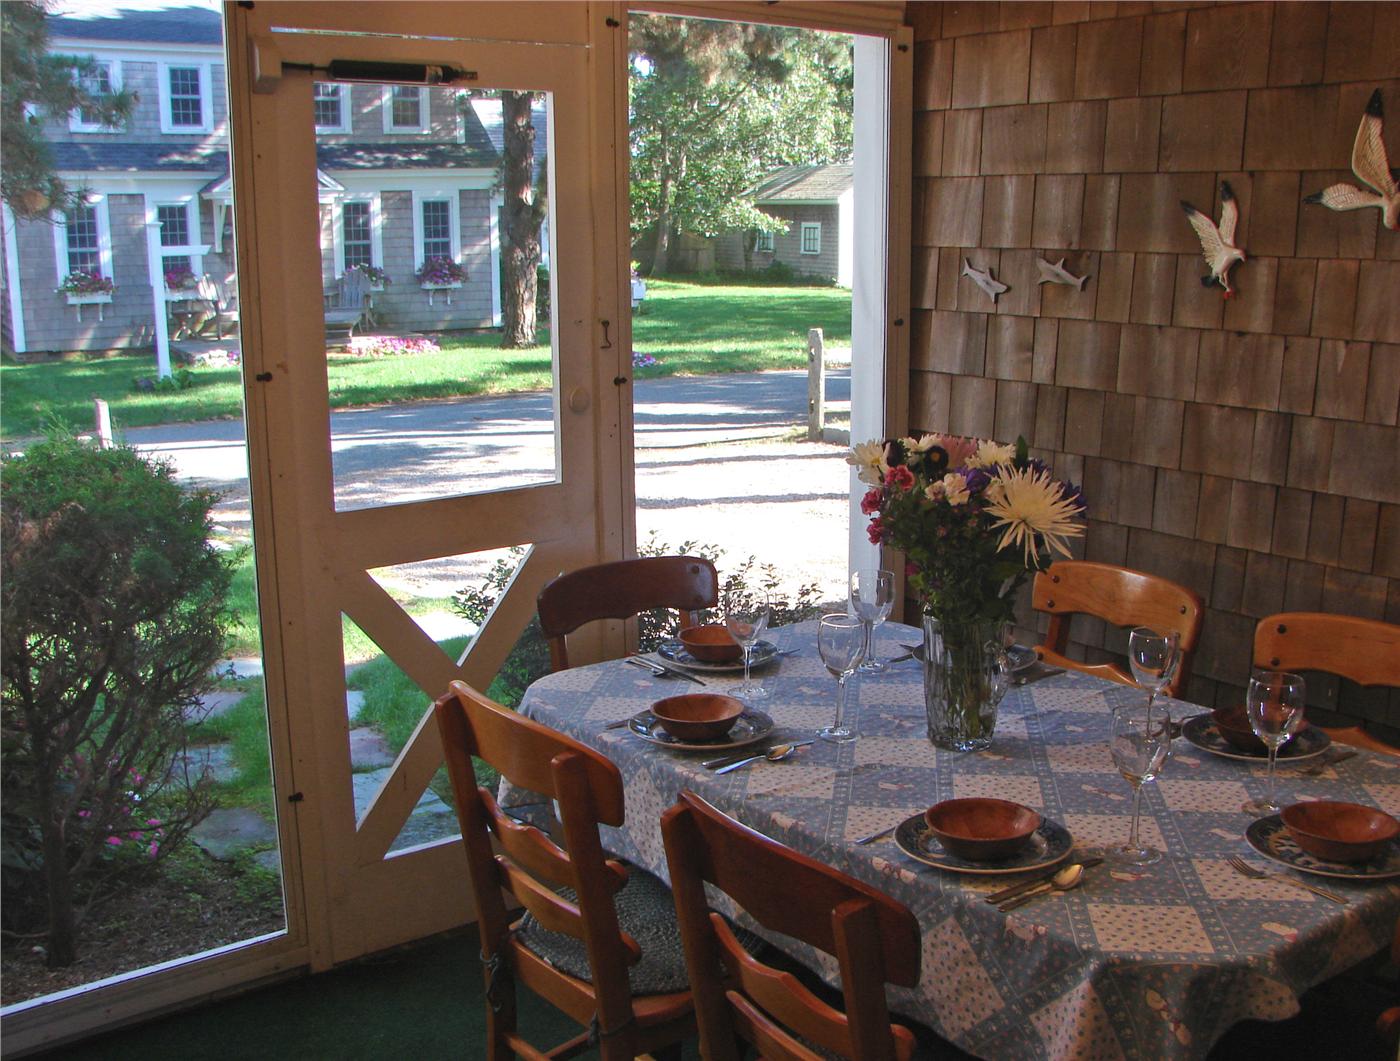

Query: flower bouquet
left=414, top=256, right=466, bottom=286
left=59, top=269, right=114, bottom=296
left=849, top=434, right=1086, bottom=750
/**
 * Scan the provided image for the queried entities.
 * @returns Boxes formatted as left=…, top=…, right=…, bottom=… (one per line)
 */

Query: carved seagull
left=1035, top=256, right=1089, bottom=291
left=1180, top=180, right=1244, bottom=299
left=961, top=259, right=1008, bottom=304
left=1304, top=88, right=1399, bottom=231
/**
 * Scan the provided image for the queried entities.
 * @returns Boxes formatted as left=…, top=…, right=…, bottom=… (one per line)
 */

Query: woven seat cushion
left=516, top=864, right=759, bottom=996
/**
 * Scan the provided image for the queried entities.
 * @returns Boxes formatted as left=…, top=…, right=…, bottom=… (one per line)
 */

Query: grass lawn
left=0, top=280, right=851, bottom=440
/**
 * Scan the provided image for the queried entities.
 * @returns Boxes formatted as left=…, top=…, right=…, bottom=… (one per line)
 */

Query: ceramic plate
left=657, top=638, right=778, bottom=673
left=627, top=709, right=774, bottom=752
left=1245, top=814, right=1400, bottom=881
left=1180, top=714, right=1331, bottom=763
left=893, top=814, right=1074, bottom=876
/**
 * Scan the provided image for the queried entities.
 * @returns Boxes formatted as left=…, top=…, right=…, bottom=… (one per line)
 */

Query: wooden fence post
left=807, top=328, right=825, bottom=442
left=94, top=398, right=113, bottom=449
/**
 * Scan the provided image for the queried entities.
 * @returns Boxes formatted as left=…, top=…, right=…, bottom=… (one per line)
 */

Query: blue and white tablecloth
left=513, top=620, right=1400, bottom=1061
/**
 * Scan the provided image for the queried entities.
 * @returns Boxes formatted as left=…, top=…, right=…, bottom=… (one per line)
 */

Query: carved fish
left=1035, top=256, right=1089, bottom=290
left=1181, top=180, right=1245, bottom=298
left=1304, top=88, right=1399, bottom=230
left=961, top=259, right=1008, bottom=304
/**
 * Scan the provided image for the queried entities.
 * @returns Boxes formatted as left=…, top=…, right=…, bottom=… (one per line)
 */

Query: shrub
left=1, top=435, right=235, bottom=967
left=451, top=537, right=824, bottom=708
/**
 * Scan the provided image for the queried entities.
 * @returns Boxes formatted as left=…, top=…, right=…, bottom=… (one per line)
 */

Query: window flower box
left=58, top=271, right=115, bottom=320
left=415, top=256, right=466, bottom=304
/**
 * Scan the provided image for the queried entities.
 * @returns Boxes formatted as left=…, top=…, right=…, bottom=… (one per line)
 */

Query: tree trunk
left=651, top=142, right=688, bottom=277
left=500, top=91, right=542, bottom=349
left=40, top=804, right=78, bottom=967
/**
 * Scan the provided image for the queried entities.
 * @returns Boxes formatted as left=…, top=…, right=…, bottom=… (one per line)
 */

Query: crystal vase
left=922, top=614, right=1012, bottom=752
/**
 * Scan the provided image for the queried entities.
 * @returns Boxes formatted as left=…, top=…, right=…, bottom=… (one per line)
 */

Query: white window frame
left=159, top=61, right=213, bottom=134
left=152, top=198, right=209, bottom=296
left=754, top=229, right=774, bottom=253
left=313, top=81, right=351, bottom=134
left=382, top=85, right=429, bottom=134
left=69, top=59, right=123, bottom=133
left=800, top=221, right=822, bottom=255
left=411, top=191, right=460, bottom=271
left=51, top=194, right=113, bottom=284
left=332, top=194, right=384, bottom=277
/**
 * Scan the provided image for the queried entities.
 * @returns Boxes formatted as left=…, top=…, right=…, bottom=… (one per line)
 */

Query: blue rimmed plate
left=658, top=638, right=778, bottom=673
left=1245, top=814, right=1400, bottom=881
left=627, top=708, right=773, bottom=752
left=1181, top=714, right=1331, bottom=763
left=894, top=813, right=1074, bottom=876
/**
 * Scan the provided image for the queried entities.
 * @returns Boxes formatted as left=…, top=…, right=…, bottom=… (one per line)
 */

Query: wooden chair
left=196, top=274, right=238, bottom=340
left=1031, top=560, right=1204, bottom=698
left=536, top=555, right=719, bottom=671
left=434, top=680, right=693, bottom=1060
left=324, top=269, right=372, bottom=337
left=1252, top=612, right=1400, bottom=755
left=661, top=790, right=921, bottom=1061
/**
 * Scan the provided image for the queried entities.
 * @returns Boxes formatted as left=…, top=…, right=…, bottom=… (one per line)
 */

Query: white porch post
left=143, top=209, right=172, bottom=378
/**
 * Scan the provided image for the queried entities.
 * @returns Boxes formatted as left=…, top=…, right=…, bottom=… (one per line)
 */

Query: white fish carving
left=1035, top=256, right=1089, bottom=290
left=961, top=259, right=1008, bottom=304
left=1304, top=88, right=1399, bottom=231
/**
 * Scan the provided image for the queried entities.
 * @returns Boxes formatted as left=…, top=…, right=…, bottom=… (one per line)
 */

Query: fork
left=1226, top=855, right=1348, bottom=904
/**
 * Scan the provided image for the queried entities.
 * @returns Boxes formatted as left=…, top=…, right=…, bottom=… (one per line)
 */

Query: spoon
left=713, top=741, right=812, bottom=774
left=999, top=863, right=1085, bottom=911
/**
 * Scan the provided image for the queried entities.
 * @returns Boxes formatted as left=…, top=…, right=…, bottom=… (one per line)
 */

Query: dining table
left=507, top=619, right=1400, bottom=1061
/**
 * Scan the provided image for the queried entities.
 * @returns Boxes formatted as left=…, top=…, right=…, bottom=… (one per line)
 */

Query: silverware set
left=984, top=857, right=1104, bottom=909
left=701, top=739, right=814, bottom=772
left=624, top=655, right=705, bottom=685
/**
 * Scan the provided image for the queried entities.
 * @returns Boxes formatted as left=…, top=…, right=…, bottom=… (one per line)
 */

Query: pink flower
left=106, top=836, right=122, bottom=847
left=860, top=488, right=883, bottom=515
left=905, top=560, right=920, bottom=577
left=128, top=831, right=143, bottom=840
left=77, top=809, right=91, bottom=818
left=146, top=818, right=162, bottom=827
left=867, top=518, right=884, bottom=544
left=147, top=842, right=160, bottom=859
left=888, top=465, right=915, bottom=492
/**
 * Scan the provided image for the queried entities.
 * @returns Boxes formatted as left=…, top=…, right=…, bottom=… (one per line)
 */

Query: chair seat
left=518, top=865, right=760, bottom=996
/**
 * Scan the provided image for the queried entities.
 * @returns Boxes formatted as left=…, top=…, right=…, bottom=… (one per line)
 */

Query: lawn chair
left=197, top=274, right=239, bottom=340
left=324, top=269, right=372, bottom=337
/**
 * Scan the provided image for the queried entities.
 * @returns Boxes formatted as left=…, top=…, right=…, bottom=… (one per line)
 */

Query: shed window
left=800, top=223, right=821, bottom=255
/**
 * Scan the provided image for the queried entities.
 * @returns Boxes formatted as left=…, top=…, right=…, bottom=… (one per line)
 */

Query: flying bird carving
left=1180, top=180, right=1245, bottom=299
left=961, top=259, right=1008, bottom=304
left=1035, top=256, right=1089, bottom=291
left=1303, top=88, right=1399, bottom=231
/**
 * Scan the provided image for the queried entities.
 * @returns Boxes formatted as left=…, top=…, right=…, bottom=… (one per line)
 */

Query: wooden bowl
left=651, top=693, right=744, bottom=742
left=1211, top=706, right=1268, bottom=754
left=1281, top=801, right=1400, bottom=863
left=679, top=624, right=742, bottom=664
left=924, top=798, right=1040, bottom=862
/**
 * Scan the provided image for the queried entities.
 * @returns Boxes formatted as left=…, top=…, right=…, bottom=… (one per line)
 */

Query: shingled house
left=0, top=6, right=504, bottom=357
left=713, top=162, right=853, bottom=286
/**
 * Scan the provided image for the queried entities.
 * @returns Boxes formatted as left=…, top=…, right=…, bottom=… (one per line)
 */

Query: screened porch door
left=228, top=3, right=631, bottom=965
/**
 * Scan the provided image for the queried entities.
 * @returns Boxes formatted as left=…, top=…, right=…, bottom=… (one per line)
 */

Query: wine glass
left=817, top=613, right=865, bottom=743
left=1242, top=670, right=1307, bottom=816
left=1108, top=700, right=1172, bottom=865
left=1128, top=627, right=1179, bottom=709
left=724, top=589, right=771, bottom=702
left=850, top=569, right=894, bottom=673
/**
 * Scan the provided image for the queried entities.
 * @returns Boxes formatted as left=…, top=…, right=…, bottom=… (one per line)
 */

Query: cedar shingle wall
left=907, top=1, right=1400, bottom=728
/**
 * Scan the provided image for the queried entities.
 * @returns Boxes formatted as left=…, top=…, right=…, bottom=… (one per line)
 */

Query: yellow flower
left=845, top=441, right=888, bottom=486
left=984, top=465, right=1084, bottom=563
left=966, top=439, right=1016, bottom=469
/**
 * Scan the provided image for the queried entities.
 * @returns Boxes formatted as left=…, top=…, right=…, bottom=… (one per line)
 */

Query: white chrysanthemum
left=966, top=439, right=1016, bottom=469
left=845, top=440, right=888, bottom=486
left=940, top=472, right=970, bottom=506
left=904, top=433, right=941, bottom=455
left=984, top=465, right=1084, bottom=563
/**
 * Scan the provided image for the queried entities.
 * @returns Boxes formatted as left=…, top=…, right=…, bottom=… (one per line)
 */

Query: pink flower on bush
left=147, top=842, right=160, bottom=859
left=106, top=836, right=122, bottom=847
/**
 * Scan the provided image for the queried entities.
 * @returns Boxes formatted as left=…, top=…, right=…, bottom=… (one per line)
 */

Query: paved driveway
left=127, top=369, right=854, bottom=604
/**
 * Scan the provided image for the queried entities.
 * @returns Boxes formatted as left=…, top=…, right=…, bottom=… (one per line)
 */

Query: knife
left=631, top=655, right=706, bottom=686
left=984, top=857, right=1104, bottom=905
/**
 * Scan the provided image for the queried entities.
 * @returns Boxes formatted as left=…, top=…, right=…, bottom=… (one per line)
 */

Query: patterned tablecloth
left=512, top=620, right=1400, bottom=1061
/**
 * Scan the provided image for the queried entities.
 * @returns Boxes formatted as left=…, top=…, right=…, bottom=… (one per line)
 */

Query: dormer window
left=69, top=60, right=121, bottom=133
left=383, top=86, right=428, bottom=134
left=160, top=62, right=212, bottom=133
left=313, top=82, right=350, bottom=133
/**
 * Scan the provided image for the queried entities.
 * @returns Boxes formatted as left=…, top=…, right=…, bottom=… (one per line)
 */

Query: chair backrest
left=536, top=555, right=719, bottom=671
left=1032, top=560, right=1204, bottom=697
left=338, top=268, right=370, bottom=308
left=434, top=680, right=646, bottom=1047
left=661, top=791, right=921, bottom=1061
left=1252, top=612, right=1400, bottom=687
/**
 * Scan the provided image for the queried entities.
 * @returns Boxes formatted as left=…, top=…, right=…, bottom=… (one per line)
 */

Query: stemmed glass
left=1108, top=700, right=1172, bottom=865
left=1128, top=626, right=1180, bottom=709
left=817, top=613, right=865, bottom=743
left=1242, top=670, right=1307, bottom=816
left=724, top=590, right=771, bottom=702
left=850, top=569, right=894, bottom=673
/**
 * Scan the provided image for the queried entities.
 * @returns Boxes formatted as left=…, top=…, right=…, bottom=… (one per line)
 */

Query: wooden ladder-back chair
left=661, top=790, right=921, bottom=1061
left=1252, top=612, right=1400, bottom=756
left=1031, top=560, right=1204, bottom=698
left=434, top=680, right=693, bottom=1060
left=536, top=555, right=719, bottom=671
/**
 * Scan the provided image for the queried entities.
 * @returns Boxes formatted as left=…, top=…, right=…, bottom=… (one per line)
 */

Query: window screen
left=65, top=204, right=100, bottom=273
